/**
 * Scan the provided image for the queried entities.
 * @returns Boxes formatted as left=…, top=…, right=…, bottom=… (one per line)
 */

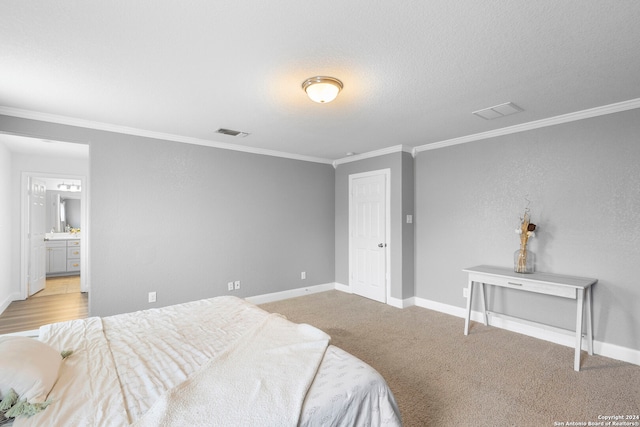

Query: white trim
left=336, top=282, right=409, bottom=308
left=0, top=292, right=20, bottom=315
left=333, top=145, right=412, bottom=168
left=244, top=282, right=335, bottom=305
left=0, top=106, right=333, bottom=165
left=348, top=169, right=391, bottom=304
left=3, top=99, right=639, bottom=166
left=413, top=297, right=467, bottom=317
left=387, top=295, right=414, bottom=309
left=413, top=97, right=640, bottom=154
left=413, top=296, right=640, bottom=367
left=20, top=173, right=29, bottom=299
left=251, top=282, right=404, bottom=308
left=82, top=167, right=90, bottom=295
left=334, top=282, right=351, bottom=294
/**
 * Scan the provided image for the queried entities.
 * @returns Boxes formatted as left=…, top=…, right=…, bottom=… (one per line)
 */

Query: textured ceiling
left=1, top=1, right=639, bottom=161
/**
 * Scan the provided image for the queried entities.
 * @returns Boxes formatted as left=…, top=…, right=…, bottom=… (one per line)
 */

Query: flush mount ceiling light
left=302, top=76, right=343, bottom=103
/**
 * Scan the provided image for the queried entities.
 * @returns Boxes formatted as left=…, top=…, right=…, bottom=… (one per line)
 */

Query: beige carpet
left=260, top=291, right=640, bottom=427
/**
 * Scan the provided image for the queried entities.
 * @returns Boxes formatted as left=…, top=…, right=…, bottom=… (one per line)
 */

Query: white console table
left=463, top=265, right=597, bottom=371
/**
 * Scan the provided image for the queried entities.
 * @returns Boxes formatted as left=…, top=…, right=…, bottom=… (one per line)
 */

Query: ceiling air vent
left=215, top=128, right=250, bottom=137
left=472, top=102, right=523, bottom=120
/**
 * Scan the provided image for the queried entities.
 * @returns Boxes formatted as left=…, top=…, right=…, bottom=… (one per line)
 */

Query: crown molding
left=3, top=97, right=639, bottom=165
left=332, top=145, right=413, bottom=168
left=413, top=97, right=640, bottom=154
left=0, top=106, right=333, bottom=165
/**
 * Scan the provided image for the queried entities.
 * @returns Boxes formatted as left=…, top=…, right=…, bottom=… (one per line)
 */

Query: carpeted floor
left=260, top=290, right=640, bottom=427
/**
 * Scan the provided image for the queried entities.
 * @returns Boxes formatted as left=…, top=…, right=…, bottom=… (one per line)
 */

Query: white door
left=28, top=178, right=47, bottom=296
left=349, top=171, right=388, bottom=303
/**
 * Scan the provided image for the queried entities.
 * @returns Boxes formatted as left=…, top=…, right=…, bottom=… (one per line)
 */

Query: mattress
left=12, top=296, right=401, bottom=426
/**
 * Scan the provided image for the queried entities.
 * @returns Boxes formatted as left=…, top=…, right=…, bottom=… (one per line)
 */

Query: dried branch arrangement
left=515, top=210, right=537, bottom=273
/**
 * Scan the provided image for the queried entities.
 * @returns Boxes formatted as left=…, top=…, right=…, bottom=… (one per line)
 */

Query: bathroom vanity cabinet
left=46, top=239, right=81, bottom=276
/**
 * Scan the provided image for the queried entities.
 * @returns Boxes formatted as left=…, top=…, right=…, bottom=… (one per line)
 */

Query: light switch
left=406, top=215, right=413, bottom=224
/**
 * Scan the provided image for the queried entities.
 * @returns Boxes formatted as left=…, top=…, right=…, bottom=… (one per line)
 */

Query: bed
left=1, top=296, right=402, bottom=426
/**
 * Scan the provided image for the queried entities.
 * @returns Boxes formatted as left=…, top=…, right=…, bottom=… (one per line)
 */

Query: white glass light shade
left=302, top=76, right=343, bottom=103
left=57, top=182, right=81, bottom=192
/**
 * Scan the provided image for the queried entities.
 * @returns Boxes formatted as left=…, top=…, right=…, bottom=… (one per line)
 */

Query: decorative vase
left=514, top=248, right=535, bottom=274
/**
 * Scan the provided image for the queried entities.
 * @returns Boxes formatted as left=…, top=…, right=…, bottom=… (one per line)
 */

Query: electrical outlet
left=234, top=280, right=240, bottom=290
left=301, top=271, right=306, bottom=280
left=228, top=282, right=234, bottom=291
left=148, top=292, right=157, bottom=303
left=463, top=287, right=469, bottom=298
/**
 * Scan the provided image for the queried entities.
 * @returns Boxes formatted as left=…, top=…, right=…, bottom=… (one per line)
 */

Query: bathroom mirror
left=48, top=191, right=81, bottom=232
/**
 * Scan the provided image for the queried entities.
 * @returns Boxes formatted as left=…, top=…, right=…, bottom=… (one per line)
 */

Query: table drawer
left=470, top=273, right=577, bottom=299
left=67, top=239, right=81, bottom=247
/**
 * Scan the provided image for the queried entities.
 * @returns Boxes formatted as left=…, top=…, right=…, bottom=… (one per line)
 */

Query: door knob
left=378, top=243, right=387, bottom=248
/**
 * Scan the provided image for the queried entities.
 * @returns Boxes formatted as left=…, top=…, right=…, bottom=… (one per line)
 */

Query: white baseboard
left=334, top=282, right=351, bottom=294
left=387, top=296, right=415, bottom=309
left=0, top=292, right=21, bottom=316
left=334, top=282, right=416, bottom=309
left=413, top=296, right=640, bottom=367
left=245, top=282, right=336, bottom=305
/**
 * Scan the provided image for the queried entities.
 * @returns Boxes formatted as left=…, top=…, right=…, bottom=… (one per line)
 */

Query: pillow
left=0, top=336, right=62, bottom=403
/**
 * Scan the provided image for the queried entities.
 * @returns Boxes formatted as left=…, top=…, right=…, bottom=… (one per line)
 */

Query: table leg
left=586, top=286, right=593, bottom=356
left=574, top=288, right=585, bottom=371
left=480, top=282, right=488, bottom=326
left=464, top=280, right=473, bottom=335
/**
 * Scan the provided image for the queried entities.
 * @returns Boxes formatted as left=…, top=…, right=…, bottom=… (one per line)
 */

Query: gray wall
left=4, top=109, right=639, bottom=354
left=0, top=115, right=335, bottom=317
left=415, top=108, right=640, bottom=351
left=334, top=151, right=414, bottom=300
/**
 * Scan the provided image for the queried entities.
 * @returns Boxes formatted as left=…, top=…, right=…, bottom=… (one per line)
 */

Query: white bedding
left=14, top=296, right=402, bottom=426
left=135, top=313, right=330, bottom=426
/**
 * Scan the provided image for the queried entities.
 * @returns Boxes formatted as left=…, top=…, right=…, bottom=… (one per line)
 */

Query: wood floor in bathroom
left=0, top=275, right=88, bottom=335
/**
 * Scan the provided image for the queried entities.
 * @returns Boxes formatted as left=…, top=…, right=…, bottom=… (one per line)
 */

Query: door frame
left=20, top=171, right=89, bottom=299
left=348, top=168, right=391, bottom=303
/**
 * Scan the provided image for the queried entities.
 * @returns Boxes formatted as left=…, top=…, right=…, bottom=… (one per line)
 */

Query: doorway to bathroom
left=0, top=133, right=89, bottom=332
left=24, top=173, right=87, bottom=299
left=4, top=134, right=89, bottom=296
left=21, top=171, right=89, bottom=300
